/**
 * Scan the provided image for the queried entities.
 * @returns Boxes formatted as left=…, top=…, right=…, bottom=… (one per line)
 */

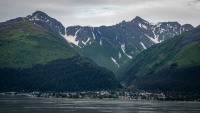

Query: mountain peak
left=134, top=16, right=143, bottom=20
left=31, top=11, right=49, bottom=20
left=27, top=11, right=65, bottom=35
left=131, top=16, right=146, bottom=23
left=182, top=24, right=194, bottom=30
left=32, top=11, right=47, bottom=15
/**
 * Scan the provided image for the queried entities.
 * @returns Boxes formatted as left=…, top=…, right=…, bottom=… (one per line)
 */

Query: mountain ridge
left=64, top=15, right=193, bottom=72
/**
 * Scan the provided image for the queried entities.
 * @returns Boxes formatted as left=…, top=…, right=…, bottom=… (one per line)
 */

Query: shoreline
left=1, top=91, right=200, bottom=102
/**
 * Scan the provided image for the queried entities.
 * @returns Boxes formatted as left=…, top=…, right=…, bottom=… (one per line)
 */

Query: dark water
left=0, top=95, right=200, bottom=113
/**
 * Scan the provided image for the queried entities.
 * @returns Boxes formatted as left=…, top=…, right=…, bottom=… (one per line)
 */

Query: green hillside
left=74, top=41, right=131, bottom=73
left=0, top=21, right=77, bottom=68
left=120, top=26, right=200, bottom=92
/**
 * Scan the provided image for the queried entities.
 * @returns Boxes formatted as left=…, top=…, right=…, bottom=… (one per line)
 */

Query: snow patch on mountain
left=145, top=34, right=159, bottom=44
left=82, top=38, right=90, bottom=45
left=156, top=23, right=162, bottom=27
left=160, top=28, right=165, bottom=34
left=140, top=42, right=147, bottom=49
left=100, top=39, right=102, bottom=45
left=62, top=35, right=81, bottom=48
left=151, top=29, right=160, bottom=43
left=119, top=52, right=121, bottom=59
left=131, top=51, right=134, bottom=54
left=61, top=28, right=82, bottom=48
left=92, top=32, right=96, bottom=39
left=111, top=57, right=119, bottom=68
left=98, top=31, right=101, bottom=34
left=121, top=44, right=132, bottom=59
left=139, top=23, right=148, bottom=30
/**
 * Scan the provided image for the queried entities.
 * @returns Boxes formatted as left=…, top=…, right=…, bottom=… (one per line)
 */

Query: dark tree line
left=0, top=56, right=121, bottom=92
left=134, top=66, right=200, bottom=93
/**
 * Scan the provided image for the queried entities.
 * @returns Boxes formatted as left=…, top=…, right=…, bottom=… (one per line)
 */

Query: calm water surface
left=0, top=95, right=200, bottom=113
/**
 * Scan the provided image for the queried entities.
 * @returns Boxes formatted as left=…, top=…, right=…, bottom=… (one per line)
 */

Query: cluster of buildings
left=26, top=90, right=166, bottom=100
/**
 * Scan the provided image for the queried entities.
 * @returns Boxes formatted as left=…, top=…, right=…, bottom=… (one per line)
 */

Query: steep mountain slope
left=0, top=11, right=121, bottom=91
left=0, top=18, right=76, bottom=68
left=120, top=26, right=200, bottom=92
left=64, top=17, right=193, bottom=72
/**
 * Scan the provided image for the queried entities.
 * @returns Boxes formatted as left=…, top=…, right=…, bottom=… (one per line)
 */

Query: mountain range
left=2, top=11, right=193, bottom=72
left=0, top=11, right=199, bottom=92
left=64, top=16, right=193, bottom=72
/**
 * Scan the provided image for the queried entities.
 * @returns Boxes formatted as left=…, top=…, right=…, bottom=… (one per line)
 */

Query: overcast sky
left=0, top=0, right=199, bottom=27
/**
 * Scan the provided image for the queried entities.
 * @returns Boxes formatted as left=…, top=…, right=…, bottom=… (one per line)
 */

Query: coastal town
left=1, top=89, right=192, bottom=101
left=2, top=87, right=200, bottom=102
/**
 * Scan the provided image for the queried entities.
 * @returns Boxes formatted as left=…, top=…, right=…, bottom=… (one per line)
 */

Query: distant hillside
left=120, top=25, right=200, bottom=92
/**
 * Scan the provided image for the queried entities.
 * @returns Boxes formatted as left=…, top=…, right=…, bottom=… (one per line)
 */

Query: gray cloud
left=187, top=0, right=200, bottom=6
left=194, top=0, right=200, bottom=2
left=0, top=0, right=199, bottom=27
